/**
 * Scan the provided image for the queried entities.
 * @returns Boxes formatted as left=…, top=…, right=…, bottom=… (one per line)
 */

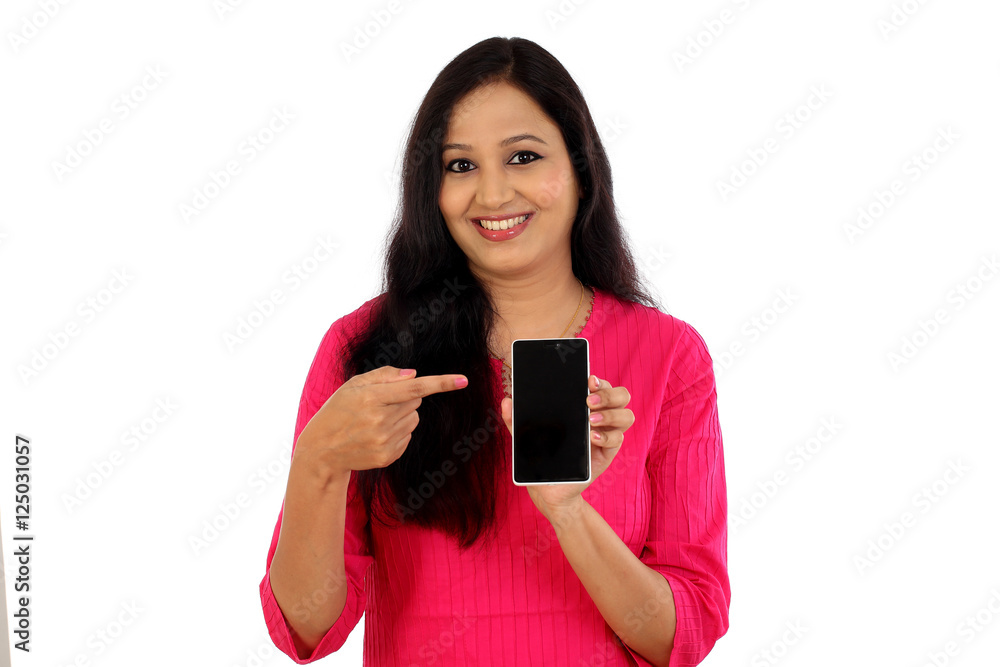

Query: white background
left=2, top=0, right=999, bottom=665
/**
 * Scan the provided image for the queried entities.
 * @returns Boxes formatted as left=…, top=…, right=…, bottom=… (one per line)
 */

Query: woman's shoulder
left=592, top=287, right=709, bottom=357
left=325, top=292, right=386, bottom=339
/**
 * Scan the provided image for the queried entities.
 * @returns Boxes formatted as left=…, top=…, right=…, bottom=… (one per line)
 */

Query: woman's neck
left=484, top=273, right=587, bottom=345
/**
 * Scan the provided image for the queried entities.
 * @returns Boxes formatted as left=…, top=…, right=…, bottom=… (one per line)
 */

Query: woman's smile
left=471, top=211, right=534, bottom=240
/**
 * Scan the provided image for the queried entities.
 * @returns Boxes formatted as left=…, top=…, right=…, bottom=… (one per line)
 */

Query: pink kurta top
left=260, top=287, right=730, bottom=665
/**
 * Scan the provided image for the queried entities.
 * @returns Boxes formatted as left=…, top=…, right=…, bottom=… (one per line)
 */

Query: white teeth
left=479, top=214, right=529, bottom=231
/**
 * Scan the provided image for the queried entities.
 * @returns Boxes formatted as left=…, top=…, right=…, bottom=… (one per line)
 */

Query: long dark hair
left=340, top=36, right=658, bottom=552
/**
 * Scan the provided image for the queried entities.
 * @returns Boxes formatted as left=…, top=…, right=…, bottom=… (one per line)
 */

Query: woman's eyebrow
left=442, top=133, right=548, bottom=152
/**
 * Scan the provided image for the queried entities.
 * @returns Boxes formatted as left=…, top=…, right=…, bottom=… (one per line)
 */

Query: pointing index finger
left=380, top=373, right=468, bottom=404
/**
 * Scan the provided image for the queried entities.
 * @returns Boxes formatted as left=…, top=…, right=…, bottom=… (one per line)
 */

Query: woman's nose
left=475, top=164, right=514, bottom=209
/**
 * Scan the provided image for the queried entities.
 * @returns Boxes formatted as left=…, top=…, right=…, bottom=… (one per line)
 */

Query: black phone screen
left=511, top=337, right=591, bottom=485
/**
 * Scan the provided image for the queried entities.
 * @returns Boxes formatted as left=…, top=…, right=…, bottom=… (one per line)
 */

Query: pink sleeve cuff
left=259, top=559, right=369, bottom=663
left=620, top=571, right=726, bottom=667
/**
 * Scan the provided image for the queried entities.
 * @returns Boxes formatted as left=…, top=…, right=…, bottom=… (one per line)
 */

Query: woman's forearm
left=267, top=451, right=353, bottom=657
left=546, top=497, right=676, bottom=667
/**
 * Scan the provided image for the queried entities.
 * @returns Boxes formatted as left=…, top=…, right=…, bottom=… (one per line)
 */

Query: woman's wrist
left=289, top=439, right=353, bottom=493
left=541, top=494, right=588, bottom=529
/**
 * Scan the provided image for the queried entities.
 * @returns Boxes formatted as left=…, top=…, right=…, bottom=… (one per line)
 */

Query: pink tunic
left=259, top=287, right=730, bottom=665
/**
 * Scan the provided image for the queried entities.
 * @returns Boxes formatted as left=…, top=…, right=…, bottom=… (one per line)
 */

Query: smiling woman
left=259, top=36, right=730, bottom=667
left=439, top=82, right=583, bottom=286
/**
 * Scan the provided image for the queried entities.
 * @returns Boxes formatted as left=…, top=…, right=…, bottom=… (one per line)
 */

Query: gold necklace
left=494, top=280, right=586, bottom=371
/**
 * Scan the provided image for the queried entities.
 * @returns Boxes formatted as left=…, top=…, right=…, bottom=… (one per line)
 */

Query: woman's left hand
left=500, top=374, right=635, bottom=523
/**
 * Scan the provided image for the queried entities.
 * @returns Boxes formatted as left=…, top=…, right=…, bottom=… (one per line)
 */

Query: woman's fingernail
left=588, top=394, right=600, bottom=406
left=400, top=368, right=415, bottom=376
left=590, top=413, right=603, bottom=423
left=454, top=376, right=468, bottom=388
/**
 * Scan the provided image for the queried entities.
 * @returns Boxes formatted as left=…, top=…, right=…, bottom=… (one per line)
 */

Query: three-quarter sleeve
left=258, top=318, right=375, bottom=663
left=626, top=319, right=730, bottom=666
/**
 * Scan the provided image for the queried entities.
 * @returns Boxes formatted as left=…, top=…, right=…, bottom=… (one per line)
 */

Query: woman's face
left=438, top=81, right=583, bottom=282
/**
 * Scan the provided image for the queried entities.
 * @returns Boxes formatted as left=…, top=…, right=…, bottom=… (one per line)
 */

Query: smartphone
left=511, top=337, right=591, bottom=485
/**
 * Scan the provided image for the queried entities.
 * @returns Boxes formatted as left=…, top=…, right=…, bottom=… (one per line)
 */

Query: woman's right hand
left=292, top=365, right=469, bottom=480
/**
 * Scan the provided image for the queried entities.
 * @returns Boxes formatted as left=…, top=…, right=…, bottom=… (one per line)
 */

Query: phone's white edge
left=509, top=337, right=592, bottom=486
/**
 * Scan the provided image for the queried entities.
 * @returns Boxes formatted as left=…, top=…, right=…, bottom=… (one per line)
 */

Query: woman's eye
left=509, top=151, right=541, bottom=165
left=445, top=159, right=474, bottom=173
left=445, top=152, right=540, bottom=173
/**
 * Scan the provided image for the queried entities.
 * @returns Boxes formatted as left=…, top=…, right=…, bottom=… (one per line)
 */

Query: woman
left=260, top=36, right=730, bottom=666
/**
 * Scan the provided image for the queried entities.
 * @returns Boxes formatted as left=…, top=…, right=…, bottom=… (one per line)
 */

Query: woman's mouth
left=475, top=213, right=530, bottom=230
left=471, top=212, right=533, bottom=241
